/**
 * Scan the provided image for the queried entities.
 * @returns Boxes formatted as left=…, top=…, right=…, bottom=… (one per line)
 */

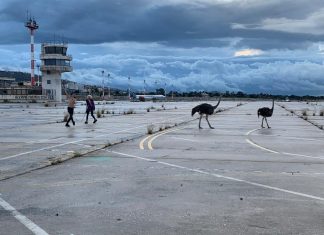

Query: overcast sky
left=1, top=0, right=324, bottom=95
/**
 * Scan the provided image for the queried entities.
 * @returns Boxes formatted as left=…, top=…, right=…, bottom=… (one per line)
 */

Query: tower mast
left=25, top=15, right=39, bottom=86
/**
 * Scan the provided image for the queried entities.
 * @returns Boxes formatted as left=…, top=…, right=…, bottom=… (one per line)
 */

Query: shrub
left=44, top=102, right=49, bottom=107
left=320, top=110, right=324, bottom=116
left=97, top=110, right=102, bottom=118
left=302, top=109, right=307, bottom=116
left=63, top=113, right=69, bottom=122
left=126, top=109, right=135, bottom=114
left=101, top=109, right=105, bottom=114
left=147, top=108, right=150, bottom=112
left=147, top=125, right=154, bottom=134
left=73, top=152, right=82, bottom=158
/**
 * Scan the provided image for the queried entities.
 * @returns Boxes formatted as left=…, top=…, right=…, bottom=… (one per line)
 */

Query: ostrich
left=191, top=96, right=222, bottom=129
left=257, top=99, right=274, bottom=128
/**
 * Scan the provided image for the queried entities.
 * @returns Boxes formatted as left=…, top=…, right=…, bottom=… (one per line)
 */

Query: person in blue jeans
left=85, top=95, right=97, bottom=124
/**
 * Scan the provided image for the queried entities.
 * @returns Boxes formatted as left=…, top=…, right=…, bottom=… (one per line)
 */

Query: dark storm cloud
left=1, top=0, right=324, bottom=49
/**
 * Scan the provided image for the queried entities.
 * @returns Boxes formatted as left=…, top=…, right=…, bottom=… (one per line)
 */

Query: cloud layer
left=1, top=0, right=324, bottom=95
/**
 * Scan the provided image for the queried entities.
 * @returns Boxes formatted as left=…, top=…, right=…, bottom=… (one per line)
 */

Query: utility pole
left=128, top=76, right=131, bottom=99
left=143, top=79, right=146, bottom=95
left=101, top=70, right=105, bottom=99
left=108, top=73, right=111, bottom=98
left=36, top=63, right=40, bottom=86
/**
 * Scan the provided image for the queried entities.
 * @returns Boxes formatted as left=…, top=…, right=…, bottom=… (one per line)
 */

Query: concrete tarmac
left=1, top=101, right=324, bottom=234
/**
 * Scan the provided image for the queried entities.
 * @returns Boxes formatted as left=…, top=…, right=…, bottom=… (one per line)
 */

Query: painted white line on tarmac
left=246, top=139, right=280, bottom=154
left=0, top=114, right=191, bottom=161
left=245, top=128, right=260, bottom=136
left=281, top=152, right=324, bottom=160
left=245, top=128, right=324, bottom=160
left=171, top=137, right=200, bottom=142
left=109, top=150, right=324, bottom=202
left=0, top=196, right=49, bottom=235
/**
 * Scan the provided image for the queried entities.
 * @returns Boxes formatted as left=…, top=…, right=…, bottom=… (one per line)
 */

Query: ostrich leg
left=199, top=115, right=203, bottom=129
left=265, top=117, right=270, bottom=128
left=261, top=117, right=265, bottom=128
left=206, top=115, right=214, bottom=129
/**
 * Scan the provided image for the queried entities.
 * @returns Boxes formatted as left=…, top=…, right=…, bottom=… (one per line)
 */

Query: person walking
left=85, top=95, right=97, bottom=124
left=66, top=93, right=76, bottom=127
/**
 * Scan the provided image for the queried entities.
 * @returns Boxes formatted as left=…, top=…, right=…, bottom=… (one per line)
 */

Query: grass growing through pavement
left=147, top=124, right=154, bottom=134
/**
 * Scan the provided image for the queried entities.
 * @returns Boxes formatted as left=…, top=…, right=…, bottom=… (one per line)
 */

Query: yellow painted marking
left=148, top=127, right=186, bottom=150
left=139, top=134, right=154, bottom=150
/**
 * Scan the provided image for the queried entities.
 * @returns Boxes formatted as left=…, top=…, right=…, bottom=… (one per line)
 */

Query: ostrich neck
left=213, top=96, right=222, bottom=109
left=271, top=99, right=274, bottom=111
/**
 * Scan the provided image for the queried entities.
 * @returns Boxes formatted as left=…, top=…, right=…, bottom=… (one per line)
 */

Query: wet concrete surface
left=1, top=101, right=324, bottom=234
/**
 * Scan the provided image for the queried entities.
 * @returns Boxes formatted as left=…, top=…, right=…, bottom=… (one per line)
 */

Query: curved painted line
left=245, top=128, right=324, bottom=160
left=246, top=139, right=279, bottom=154
left=139, top=134, right=154, bottom=150
left=148, top=127, right=186, bottom=150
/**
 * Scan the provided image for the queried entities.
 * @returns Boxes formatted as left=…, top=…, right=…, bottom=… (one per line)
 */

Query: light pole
left=143, top=79, right=146, bottom=95
left=128, top=76, right=131, bottom=99
left=107, top=73, right=111, bottom=98
left=36, top=63, right=40, bottom=86
left=101, top=70, right=105, bottom=99
left=164, top=82, right=167, bottom=97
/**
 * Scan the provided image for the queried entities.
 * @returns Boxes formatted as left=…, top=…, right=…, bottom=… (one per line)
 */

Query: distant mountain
left=0, top=70, right=40, bottom=82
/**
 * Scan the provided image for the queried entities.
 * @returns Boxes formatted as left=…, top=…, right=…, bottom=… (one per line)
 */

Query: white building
left=40, top=43, right=72, bottom=102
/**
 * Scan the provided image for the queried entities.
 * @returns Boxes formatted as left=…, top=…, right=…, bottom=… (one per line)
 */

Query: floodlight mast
left=25, top=15, right=39, bottom=86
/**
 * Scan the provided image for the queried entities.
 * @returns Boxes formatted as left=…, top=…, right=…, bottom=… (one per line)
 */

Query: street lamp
left=164, top=82, right=167, bottom=97
left=36, top=64, right=40, bottom=86
left=101, top=70, right=105, bottom=99
left=107, top=73, right=111, bottom=98
left=143, top=79, right=146, bottom=95
left=128, top=76, right=131, bottom=99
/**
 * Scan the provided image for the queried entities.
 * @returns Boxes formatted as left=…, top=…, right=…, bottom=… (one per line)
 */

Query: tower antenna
left=25, top=14, right=39, bottom=86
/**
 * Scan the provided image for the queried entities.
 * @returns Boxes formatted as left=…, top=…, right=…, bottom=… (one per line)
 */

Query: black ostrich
left=191, top=96, right=222, bottom=129
left=257, top=99, right=274, bottom=128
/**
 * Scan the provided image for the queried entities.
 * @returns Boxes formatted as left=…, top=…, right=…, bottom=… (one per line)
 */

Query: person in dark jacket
left=85, top=95, right=97, bottom=124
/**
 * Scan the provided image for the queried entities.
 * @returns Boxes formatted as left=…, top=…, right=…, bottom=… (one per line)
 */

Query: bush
left=126, top=109, right=135, bottom=114
left=147, top=125, right=154, bottom=134
left=320, top=110, right=324, bottom=116
left=97, top=110, right=102, bottom=118
left=147, top=108, right=150, bottom=112
left=302, top=109, right=307, bottom=116
left=63, top=113, right=69, bottom=122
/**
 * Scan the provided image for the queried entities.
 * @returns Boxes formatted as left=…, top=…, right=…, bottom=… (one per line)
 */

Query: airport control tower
left=40, top=43, right=72, bottom=102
